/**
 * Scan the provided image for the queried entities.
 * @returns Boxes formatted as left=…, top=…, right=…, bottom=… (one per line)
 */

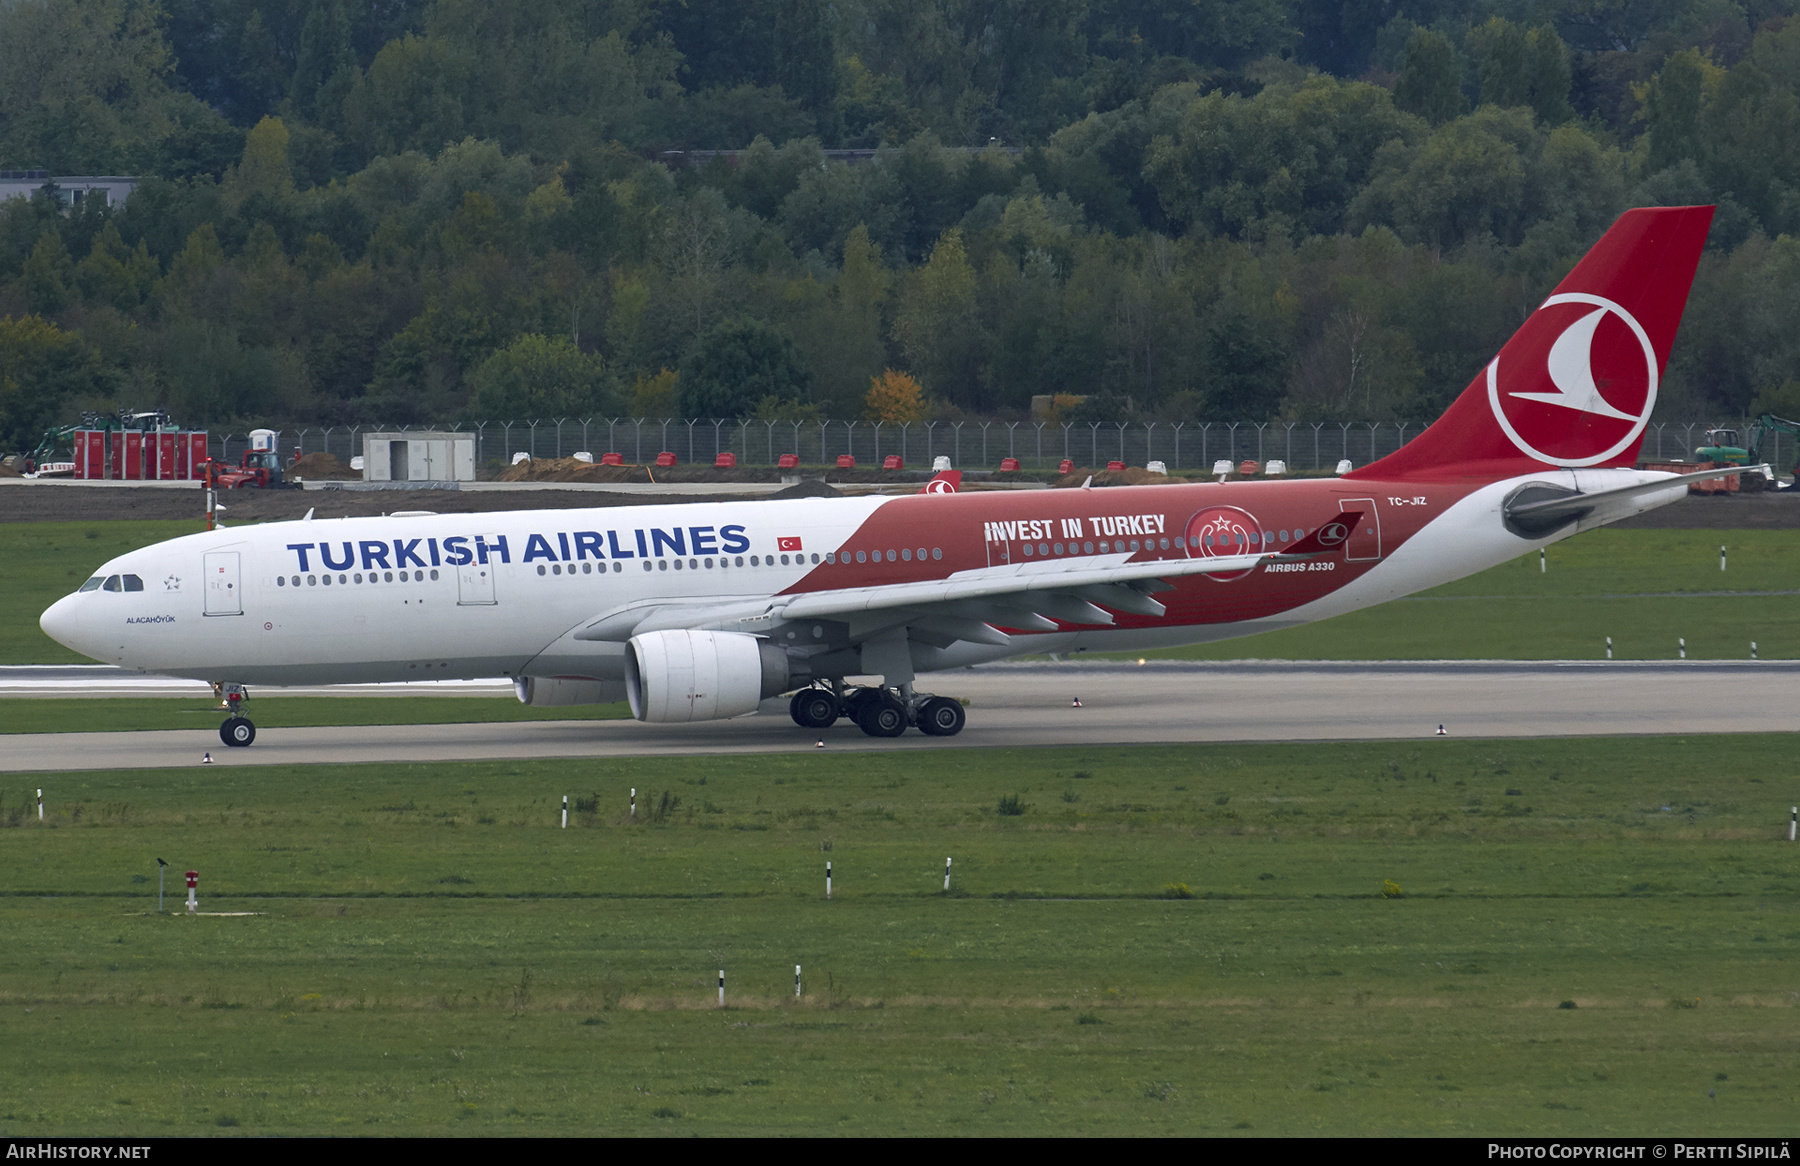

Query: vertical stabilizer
left=1348, top=206, right=1714, bottom=482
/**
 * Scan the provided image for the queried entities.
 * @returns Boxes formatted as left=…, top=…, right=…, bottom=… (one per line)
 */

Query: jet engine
left=624, top=630, right=791, bottom=723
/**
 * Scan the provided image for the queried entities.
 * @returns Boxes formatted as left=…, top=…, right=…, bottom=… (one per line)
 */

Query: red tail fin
left=919, top=470, right=961, bottom=494
left=1348, top=206, right=1713, bottom=482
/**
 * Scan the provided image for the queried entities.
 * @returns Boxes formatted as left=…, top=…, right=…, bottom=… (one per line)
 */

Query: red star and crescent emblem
left=1183, top=505, right=1263, bottom=582
left=777, top=536, right=803, bottom=552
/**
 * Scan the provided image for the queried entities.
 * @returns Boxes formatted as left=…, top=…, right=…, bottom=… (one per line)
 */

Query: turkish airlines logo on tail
left=1487, top=293, right=1657, bottom=467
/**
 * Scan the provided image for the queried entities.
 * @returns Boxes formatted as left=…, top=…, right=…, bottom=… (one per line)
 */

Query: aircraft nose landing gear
left=216, top=683, right=255, bottom=747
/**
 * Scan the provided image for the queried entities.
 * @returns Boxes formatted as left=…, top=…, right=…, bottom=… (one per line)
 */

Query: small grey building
left=362, top=431, right=475, bottom=482
left=0, top=172, right=138, bottom=208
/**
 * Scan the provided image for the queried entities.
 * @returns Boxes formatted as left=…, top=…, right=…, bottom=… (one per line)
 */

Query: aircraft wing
left=567, top=550, right=1269, bottom=648
left=776, top=551, right=1266, bottom=621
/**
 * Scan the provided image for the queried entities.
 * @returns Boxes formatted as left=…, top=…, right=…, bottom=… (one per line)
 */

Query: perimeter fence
left=205, top=419, right=1781, bottom=477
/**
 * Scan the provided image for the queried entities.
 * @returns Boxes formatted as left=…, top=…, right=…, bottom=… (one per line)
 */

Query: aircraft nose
left=40, top=594, right=85, bottom=654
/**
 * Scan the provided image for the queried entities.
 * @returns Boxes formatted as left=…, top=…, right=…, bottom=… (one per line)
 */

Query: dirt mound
left=0, top=461, right=22, bottom=478
left=498, top=458, right=650, bottom=483
left=289, top=451, right=359, bottom=480
left=1051, top=466, right=1176, bottom=488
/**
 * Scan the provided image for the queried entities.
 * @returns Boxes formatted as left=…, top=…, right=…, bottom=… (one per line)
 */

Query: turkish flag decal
left=778, top=536, right=803, bottom=552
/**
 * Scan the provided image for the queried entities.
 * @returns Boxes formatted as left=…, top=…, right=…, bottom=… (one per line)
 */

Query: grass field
left=1142, top=527, right=1800, bottom=661
left=2, top=737, right=1796, bottom=1135
left=2, top=521, right=1794, bottom=665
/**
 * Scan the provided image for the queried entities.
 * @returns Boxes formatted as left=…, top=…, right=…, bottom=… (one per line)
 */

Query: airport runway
left=2, top=660, right=1793, bottom=772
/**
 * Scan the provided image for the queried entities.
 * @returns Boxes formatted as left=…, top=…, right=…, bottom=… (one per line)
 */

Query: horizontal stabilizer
left=1504, top=464, right=1768, bottom=534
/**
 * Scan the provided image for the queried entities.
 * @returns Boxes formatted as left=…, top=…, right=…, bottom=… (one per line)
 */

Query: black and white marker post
left=795, top=964, right=802, bottom=998
left=718, top=969, right=724, bottom=1008
left=630, top=788, right=636, bottom=820
left=1679, top=637, right=1687, bottom=660
left=1790, top=806, right=1796, bottom=843
left=944, top=857, right=952, bottom=891
left=37, top=787, right=44, bottom=821
left=826, top=861, right=832, bottom=900
left=1606, top=636, right=1613, bottom=660
left=156, top=857, right=168, bottom=913
left=1721, top=545, right=1727, bottom=572
left=561, top=795, right=567, bottom=829
left=185, top=869, right=198, bottom=915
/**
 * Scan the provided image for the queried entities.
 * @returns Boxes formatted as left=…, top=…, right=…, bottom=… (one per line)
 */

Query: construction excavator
left=1694, top=414, right=1800, bottom=490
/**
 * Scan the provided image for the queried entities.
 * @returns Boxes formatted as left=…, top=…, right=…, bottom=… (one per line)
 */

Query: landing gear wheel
left=841, top=686, right=881, bottom=725
left=855, top=692, right=908, bottom=738
left=790, top=688, right=841, bottom=728
left=220, top=717, right=255, bottom=747
left=915, top=696, right=965, bottom=737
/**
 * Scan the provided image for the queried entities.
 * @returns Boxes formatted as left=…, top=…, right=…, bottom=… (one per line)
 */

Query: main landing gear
left=788, top=684, right=965, bottom=738
left=214, top=682, right=255, bottom=747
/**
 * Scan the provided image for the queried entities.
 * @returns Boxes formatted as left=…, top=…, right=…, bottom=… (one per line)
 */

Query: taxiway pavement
left=2, top=660, right=1793, bottom=772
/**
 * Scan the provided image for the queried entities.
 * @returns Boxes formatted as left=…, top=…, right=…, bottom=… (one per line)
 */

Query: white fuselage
left=39, top=470, right=1683, bottom=691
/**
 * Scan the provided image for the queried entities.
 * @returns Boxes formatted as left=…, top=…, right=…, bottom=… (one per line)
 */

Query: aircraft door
left=1336, top=497, right=1383, bottom=561
left=457, top=543, right=496, bottom=605
left=203, top=551, right=242, bottom=615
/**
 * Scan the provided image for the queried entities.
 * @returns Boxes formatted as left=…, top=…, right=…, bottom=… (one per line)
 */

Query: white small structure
left=1335, top=459, right=1353, bottom=475
left=1264, top=459, right=1287, bottom=475
left=573, top=451, right=593, bottom=463
left=933, top=455, right=952, bottom=471
left=0, top=172, right=138, bottom=208
left=1145, top=460, right=1168, bottom=475
left=363, top=431, right=476, bottom=482
left=1212, top=459, right=1233, bottom=481
left=249, top=428, right=277, bottom=452
left=511, top=451, right=531, bottom=465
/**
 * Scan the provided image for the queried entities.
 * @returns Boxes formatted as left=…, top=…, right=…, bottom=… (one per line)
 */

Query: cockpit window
left=78, top=576, right=104, bottom=592
left=123, top=574, right=144, bottom=591
left=102, top=575, right=123, bottom=592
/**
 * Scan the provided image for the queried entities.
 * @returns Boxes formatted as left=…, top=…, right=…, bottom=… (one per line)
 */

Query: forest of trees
left=6, top=0, right=1800, bottom=452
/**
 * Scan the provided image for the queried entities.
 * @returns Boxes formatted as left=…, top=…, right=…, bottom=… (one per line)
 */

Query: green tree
left=223, top=116, right=295, bottom=211
left=22, top=229, right=75, bottom=316
left=1644, top=50, right=1709, bottom=175
left=0, top=0, right=184, bottom=173
left=894, top=227, right=984, bottom=406
left=1393, top=29, right=1465, bottom=127
left=469, top=334, right=619, bottom=420
left=76, top=221, right=158, bottom=312
left=291, top=0, right=357, bottom=124
left=1468, top=19, right=1530, bottom=111
left=1204, top=302, right=1289, bottom=419
left=0, top=315, right=110, bottom=450
left=1523, top=26, right=1574, bottom=126
left=679, top=319, right=812, bottom=419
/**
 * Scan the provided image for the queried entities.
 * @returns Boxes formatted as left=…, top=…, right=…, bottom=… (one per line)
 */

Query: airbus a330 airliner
left=42, top=206, right=1751, bottom=747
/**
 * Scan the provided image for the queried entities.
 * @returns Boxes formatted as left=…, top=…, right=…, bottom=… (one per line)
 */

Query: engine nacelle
left=624, top=630, right=790, bottom=723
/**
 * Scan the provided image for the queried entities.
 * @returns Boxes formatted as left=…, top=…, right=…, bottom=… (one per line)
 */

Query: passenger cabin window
left=78, top=577, right=104, bottom=592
